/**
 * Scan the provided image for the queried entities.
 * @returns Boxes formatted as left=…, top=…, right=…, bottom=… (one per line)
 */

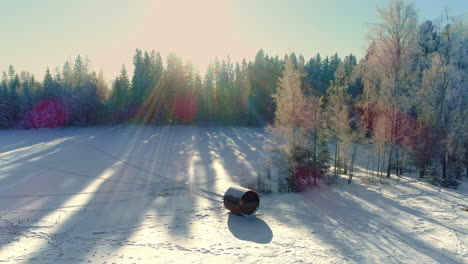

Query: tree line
left=0, top=49, right=356, bottom=128
left=0, top=56, right=107, bottom=128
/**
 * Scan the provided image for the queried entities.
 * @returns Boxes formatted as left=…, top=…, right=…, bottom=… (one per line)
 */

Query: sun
left=130, top=0, right=251, bottom=71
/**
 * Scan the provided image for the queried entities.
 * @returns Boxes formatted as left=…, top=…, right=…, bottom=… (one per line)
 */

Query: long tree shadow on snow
left=3, top=126, right=277, bottom=263
left=8, top=126, right=266, bottom=263
left=265, top=184, right=464, bottom=263
left=0, top=127, right=122, bottom=252
left=8, top=126, right=460, bottom=263
left=1, top=126, right=176, bottom=262
left=5, top=126, right=462, bottom=263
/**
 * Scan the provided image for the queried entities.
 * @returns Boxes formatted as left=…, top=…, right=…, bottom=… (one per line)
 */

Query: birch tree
left=362, top=0, right=418, bottom=178
left=269, top=56, right=309, bottom=191
left=417, top=12, right=468, bottom=180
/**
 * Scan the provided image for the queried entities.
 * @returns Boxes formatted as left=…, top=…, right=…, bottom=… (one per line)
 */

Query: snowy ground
left=0, top=126, right=466, bottom=264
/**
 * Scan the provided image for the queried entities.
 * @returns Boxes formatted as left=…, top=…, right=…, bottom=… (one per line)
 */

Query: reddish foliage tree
left=293, top=164, right=329, bottom=191
left=26, top=99, right=68, bottom=129
left=173, top=93, right=197, bottom=122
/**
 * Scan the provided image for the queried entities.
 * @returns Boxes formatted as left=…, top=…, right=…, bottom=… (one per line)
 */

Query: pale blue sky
left=1, top=0, right=466, bottom=81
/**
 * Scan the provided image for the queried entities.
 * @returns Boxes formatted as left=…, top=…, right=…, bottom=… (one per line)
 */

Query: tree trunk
left=376, top=146, right=380, bottom=178
left=455, top=164, right=461, bottom=180
left=395, top=148, right=400, bottom=177
left=344, top=158, right=348, bottom=175
left=442, top=151, right=447, bottom=179
left=313, top=132, right=317, bottom=186
left=348, top=143, right=357, bottom=184
left=336, top=143, right=340, bottom=178
left=386, top=145, right=393, bottom=178
left=334, top=140, right=338, bottom=178
left=419, top=166, right=426, bottom=178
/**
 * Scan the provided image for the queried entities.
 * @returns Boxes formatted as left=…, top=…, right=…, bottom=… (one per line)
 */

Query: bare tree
left=362, top=0, right=419, bottom=178
left=416, top=12, right=468, bottom=180
left=327, top=65, right=353, bottom=182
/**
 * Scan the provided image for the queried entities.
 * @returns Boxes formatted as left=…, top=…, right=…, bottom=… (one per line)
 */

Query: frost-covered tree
left=327, top=60, right=365, bottom=183
left=265, top=55, right=310, bottom=191
left=362, top=0, right=419, bottom=178
left=265, top=56, right=330, bottom=191
left=416, top=12, right=468, bottom=180
left=327, top=65, right=352, bottom=181
left=273, top=56, right=308, bottom=147
left=303, top=96, right=328, bottom=187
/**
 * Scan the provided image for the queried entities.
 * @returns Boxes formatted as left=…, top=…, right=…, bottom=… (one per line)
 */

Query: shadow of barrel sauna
left=223, top=186, right=260, bottom=216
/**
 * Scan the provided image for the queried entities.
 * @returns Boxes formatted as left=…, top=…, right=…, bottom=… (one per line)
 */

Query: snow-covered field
left=0, top=126, right=466, bottom=264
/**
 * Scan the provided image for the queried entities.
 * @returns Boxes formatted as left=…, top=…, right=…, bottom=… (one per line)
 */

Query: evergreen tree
left=201, top=63, right=216, bottom=123
left=248, top=49, right=281, bottom=125
left=131, top=49, right=144, bottom=106
left=73, top=55, right=87, bottom=86
left=110, top=65, right=131, bottom=122
left=164, top=53, right=186, bottom=123
left=20, top=80, right=34, bottom=127
left=328, top=53, right=341, bottom=83
left=234, top=60, right=251, bottom=124
left=42, top=68, right=55, bottom=99
left=8, top=66, right=20, bottom=126
left=0, top=75, right=9, bottom=128
left=320, top=56, right=330, bottom=94
left=305, top=53, right=323, bottom=95
left=317, top=137, right=331, bottom=176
